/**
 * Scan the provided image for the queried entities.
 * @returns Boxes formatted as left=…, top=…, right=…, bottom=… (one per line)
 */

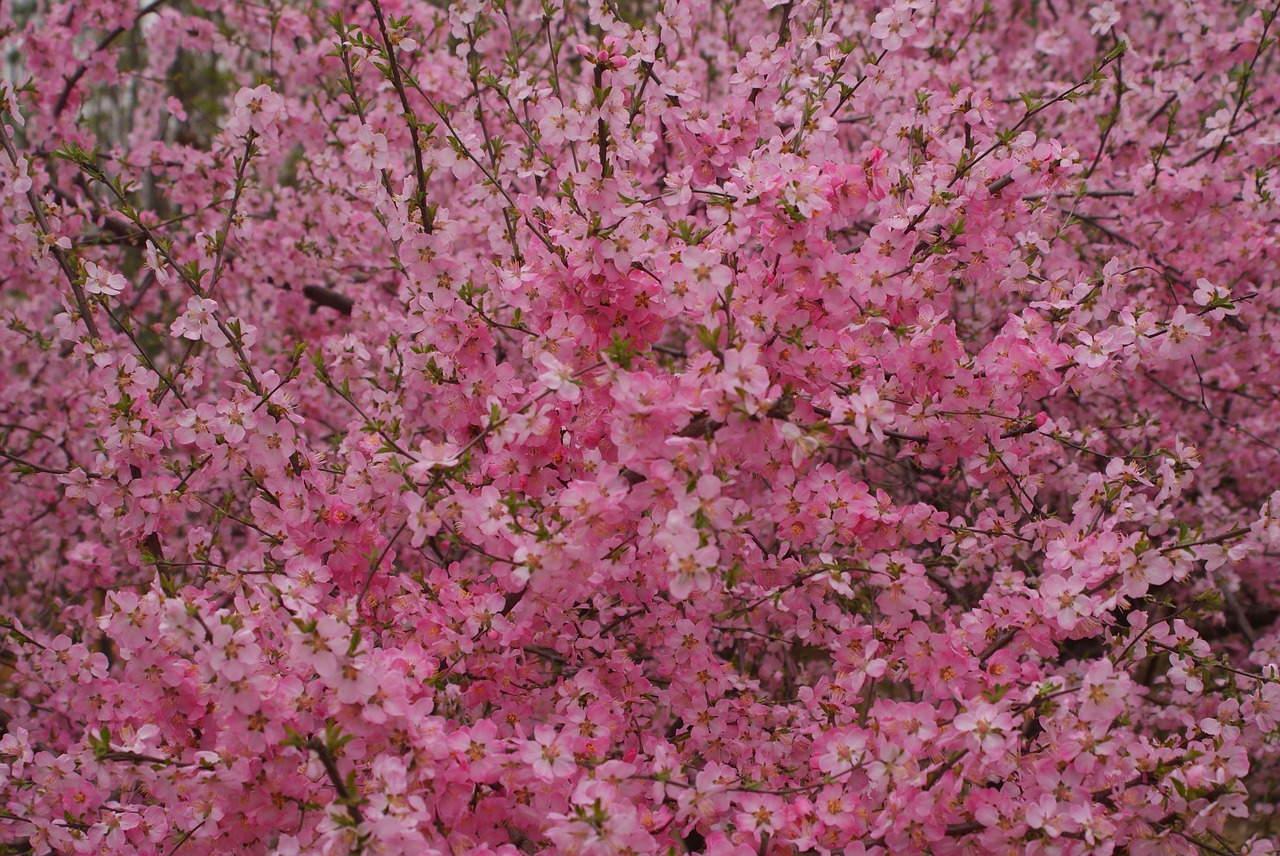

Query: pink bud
left=575, top=44, right=594, bottom=59
left=1034, top=412, right=1048, bottom=428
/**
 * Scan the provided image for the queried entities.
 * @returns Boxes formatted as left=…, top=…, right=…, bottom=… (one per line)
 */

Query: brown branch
left=367, top=0, right=433, bottom=233
left=0, top=122, right=100, bottom=339
left=306, top=737, right=366, bottom=828
left=302, top=284, right=354, bottom=315
left=53, top=0, right=173, bottom=117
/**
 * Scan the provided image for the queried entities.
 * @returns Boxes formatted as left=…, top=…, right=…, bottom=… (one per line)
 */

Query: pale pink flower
left=170, top=296, right=220, bottom=341
left=521, top=725, right=576, bottom=781
left=349, top=124, right=389, bottom=173
left=538, top=352, right=581, bottom=402
left=1088, top=2, right=1120, bottom=35
left=83, top=261, right=126, bottom=296
left=230, top=84, right=285, bottom=137
left=870, top=5, right=917, bottom=51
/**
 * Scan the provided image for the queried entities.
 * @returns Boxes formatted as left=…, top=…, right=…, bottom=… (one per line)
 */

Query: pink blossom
left=1040, top=574, right=1092, bottom=631
left=537, top=352, right=582, bottom=402
left=0, top=0, right=1277, bottom=851
left=0, top=80, right=24, bottom=126
left=1, top=152, right=31, bottom=195
left=170, top=296, right=220, bottom=341
left=954, top=702, right=1015, bottom=756
left=349, top=124, right=390, bottom=173
left=870, top=5, right=917, bottom=51
left=1089, top=2, right=1121, bottom=35
left=82, top=261, right=126, bottom=296
left=229, top=84, right=285, bottom=138
left=520, top=725, right=576, bottom=781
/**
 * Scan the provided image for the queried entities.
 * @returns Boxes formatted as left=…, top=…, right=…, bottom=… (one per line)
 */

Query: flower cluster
left=2, top=0, right=1280, bottom=853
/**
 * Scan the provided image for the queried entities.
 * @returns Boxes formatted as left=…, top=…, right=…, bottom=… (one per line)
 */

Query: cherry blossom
left=81, top=262, right=126, bottom=297
left=1, top=0, right=1279, bottom=852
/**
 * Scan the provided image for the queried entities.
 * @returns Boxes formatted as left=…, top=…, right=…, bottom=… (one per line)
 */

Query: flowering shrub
left=3, top=0, right=1280, bottom=852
